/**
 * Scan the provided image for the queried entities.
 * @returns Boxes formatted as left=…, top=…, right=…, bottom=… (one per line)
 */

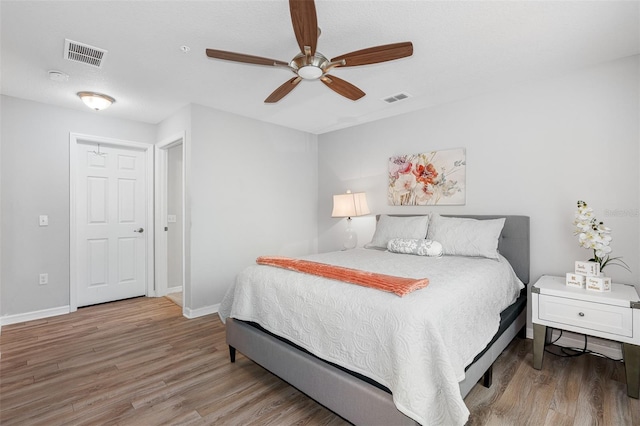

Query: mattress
left=237, top=286, right=526, bottom=395
left=219, top=248, right=523, bottom=425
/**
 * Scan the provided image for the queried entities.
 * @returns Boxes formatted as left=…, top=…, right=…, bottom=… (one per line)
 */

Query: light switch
left=39, top=215, right=49, bottom=226
left=167, top=215, right=177, bottom=223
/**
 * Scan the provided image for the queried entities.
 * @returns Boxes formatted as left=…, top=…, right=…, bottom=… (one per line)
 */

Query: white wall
left=161, top=104, right=319, bottom=314
left=1, top=97, right=319, bottom=320
left=0, top=95, right=156, bottom=319
left=318, top=55, right=640, bottom=290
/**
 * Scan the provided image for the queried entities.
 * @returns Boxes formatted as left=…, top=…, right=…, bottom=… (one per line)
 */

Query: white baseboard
left=526, top=326, right=623, bottom=361
left=183, top=303, right=219, bottom=319
left=1, top=305, right=70, bottom=326
left=167, top=286, right=182, bottom=294
left=1, top=301, right=220, bottom=326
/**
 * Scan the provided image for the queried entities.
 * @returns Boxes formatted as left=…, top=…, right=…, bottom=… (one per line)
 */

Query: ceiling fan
left=205, top=0, right=413, bottom=103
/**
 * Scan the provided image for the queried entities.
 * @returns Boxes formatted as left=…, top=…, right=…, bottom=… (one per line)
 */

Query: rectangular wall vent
left=64, top=39, right=107, bottom=68
left=382, top=92, right=411, bottom=104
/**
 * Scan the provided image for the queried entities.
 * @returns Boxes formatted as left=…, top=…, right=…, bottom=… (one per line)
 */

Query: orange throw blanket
left=256, top=256, right=429, bottom=297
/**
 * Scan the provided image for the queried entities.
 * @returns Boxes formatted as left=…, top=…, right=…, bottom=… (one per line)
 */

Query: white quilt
left=218, top=249, right=523, bottom=425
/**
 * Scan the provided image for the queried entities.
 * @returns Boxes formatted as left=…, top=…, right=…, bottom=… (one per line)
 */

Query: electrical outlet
left=39, top=273, right=48, bottom=285
left=39, top=215, right=49, bottom=226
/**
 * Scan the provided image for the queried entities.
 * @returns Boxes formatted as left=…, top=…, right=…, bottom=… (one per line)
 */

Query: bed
left=219, top=214, right=530, bottom=425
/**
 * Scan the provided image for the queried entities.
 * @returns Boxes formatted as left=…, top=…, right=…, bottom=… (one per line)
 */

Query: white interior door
left=75, top=142, right=147, bottom=307
left=154, top=135, right=186, bottom=304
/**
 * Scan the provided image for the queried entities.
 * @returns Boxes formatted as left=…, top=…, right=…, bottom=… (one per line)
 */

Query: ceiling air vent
left=382, top=92, right=411, bottom=104
left=64, top=39, right=107, bottom=68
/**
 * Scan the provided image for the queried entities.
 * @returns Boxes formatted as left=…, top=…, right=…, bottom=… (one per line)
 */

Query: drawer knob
left=578, top=312, right=585, bottom=317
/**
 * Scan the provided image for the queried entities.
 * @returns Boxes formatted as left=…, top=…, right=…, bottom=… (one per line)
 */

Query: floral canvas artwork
left=388, top=148, right=466, bottom=206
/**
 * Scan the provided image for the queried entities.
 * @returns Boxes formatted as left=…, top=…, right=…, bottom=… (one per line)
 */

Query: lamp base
left=342, top=217, right=357, bottom=250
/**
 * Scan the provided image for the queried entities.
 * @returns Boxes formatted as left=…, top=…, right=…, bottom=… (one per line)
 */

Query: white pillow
left=427, top=213, right=505, bottom=259
left=387, top=238, right=443, bottom=257
left=365, top=214, right=430, bottom=250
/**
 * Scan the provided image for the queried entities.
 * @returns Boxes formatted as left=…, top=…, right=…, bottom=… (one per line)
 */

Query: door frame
left=69, top=133, right=155, bottom=312
left=154, top=133, right=187, bottom=312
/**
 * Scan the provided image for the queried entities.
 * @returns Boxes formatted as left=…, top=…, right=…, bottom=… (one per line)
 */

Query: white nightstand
left=531, top=275, right=640, bottom=398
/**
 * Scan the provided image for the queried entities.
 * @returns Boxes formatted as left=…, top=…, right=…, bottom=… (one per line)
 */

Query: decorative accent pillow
left=387, top=239, right=443, bottom=257
left=427, top=213, right=505, bottom=259
left=365, top=214, right=430, bottom=250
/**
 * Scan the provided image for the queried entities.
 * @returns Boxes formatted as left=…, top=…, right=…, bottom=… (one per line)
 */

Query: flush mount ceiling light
left=77, top=91, right=115, bottom=111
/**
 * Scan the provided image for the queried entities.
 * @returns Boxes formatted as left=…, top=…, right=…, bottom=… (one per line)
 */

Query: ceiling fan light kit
left=298, top=65, right=323, bottom=80
left=205, top=0, right=413, bottom=103
left=293, top=52, right=330, bottom=80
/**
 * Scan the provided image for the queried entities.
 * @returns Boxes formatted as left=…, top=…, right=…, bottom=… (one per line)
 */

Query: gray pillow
left=365, top=215, right=430, bottom=249
left=427, top=213, right=505, bottom=259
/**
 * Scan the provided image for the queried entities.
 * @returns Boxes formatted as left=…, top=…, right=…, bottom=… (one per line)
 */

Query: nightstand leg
left=623, top=343, right=640, bottom=399
left=533, top=323, right=546, bottom=370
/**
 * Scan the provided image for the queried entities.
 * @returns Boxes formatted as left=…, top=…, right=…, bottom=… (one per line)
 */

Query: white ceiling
left=1, top=0, right=638, bottom=134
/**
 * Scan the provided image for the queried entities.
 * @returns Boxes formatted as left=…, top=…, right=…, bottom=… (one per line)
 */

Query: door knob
left=134, top=228, right=144, bottom=233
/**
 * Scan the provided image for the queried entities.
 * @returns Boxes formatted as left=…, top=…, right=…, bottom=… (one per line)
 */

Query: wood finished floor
left=1, top=297, right=639, bottom=425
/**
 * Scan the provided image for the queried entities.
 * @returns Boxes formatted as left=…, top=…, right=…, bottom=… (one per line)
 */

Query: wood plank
left=548, top=352, right=584, bottom=417
left=573, top=352, right=609, bottom=425
left=543, top=408, right=574, bottom=426
left=465, top=335, right=530, bottom=425
left=2, top=296, right=638, bottom=425
left=486, top=355, right=556, bottom=425
left=603, top=379, right=633, bottom=425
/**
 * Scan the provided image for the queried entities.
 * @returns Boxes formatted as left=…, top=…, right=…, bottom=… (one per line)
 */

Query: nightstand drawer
left=538, top=294, right=633, bottom=337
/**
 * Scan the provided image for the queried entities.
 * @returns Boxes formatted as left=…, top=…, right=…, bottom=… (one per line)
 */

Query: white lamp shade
left=331, top=192, right=370, bottom=218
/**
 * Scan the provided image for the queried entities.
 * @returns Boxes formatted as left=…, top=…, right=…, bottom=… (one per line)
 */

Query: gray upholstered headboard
left=383, top=215, right=530, bottom=285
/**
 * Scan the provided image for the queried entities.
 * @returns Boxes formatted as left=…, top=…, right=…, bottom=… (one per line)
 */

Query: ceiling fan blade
left=289, top=0, right=318, bottom=55
left=320, top=75, right=365, bottom=101
left=331, top=42, right=413, bottom=67
left=265, top=77, right=302, bottom=103
left=206, top=49, right=289, bottom=67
